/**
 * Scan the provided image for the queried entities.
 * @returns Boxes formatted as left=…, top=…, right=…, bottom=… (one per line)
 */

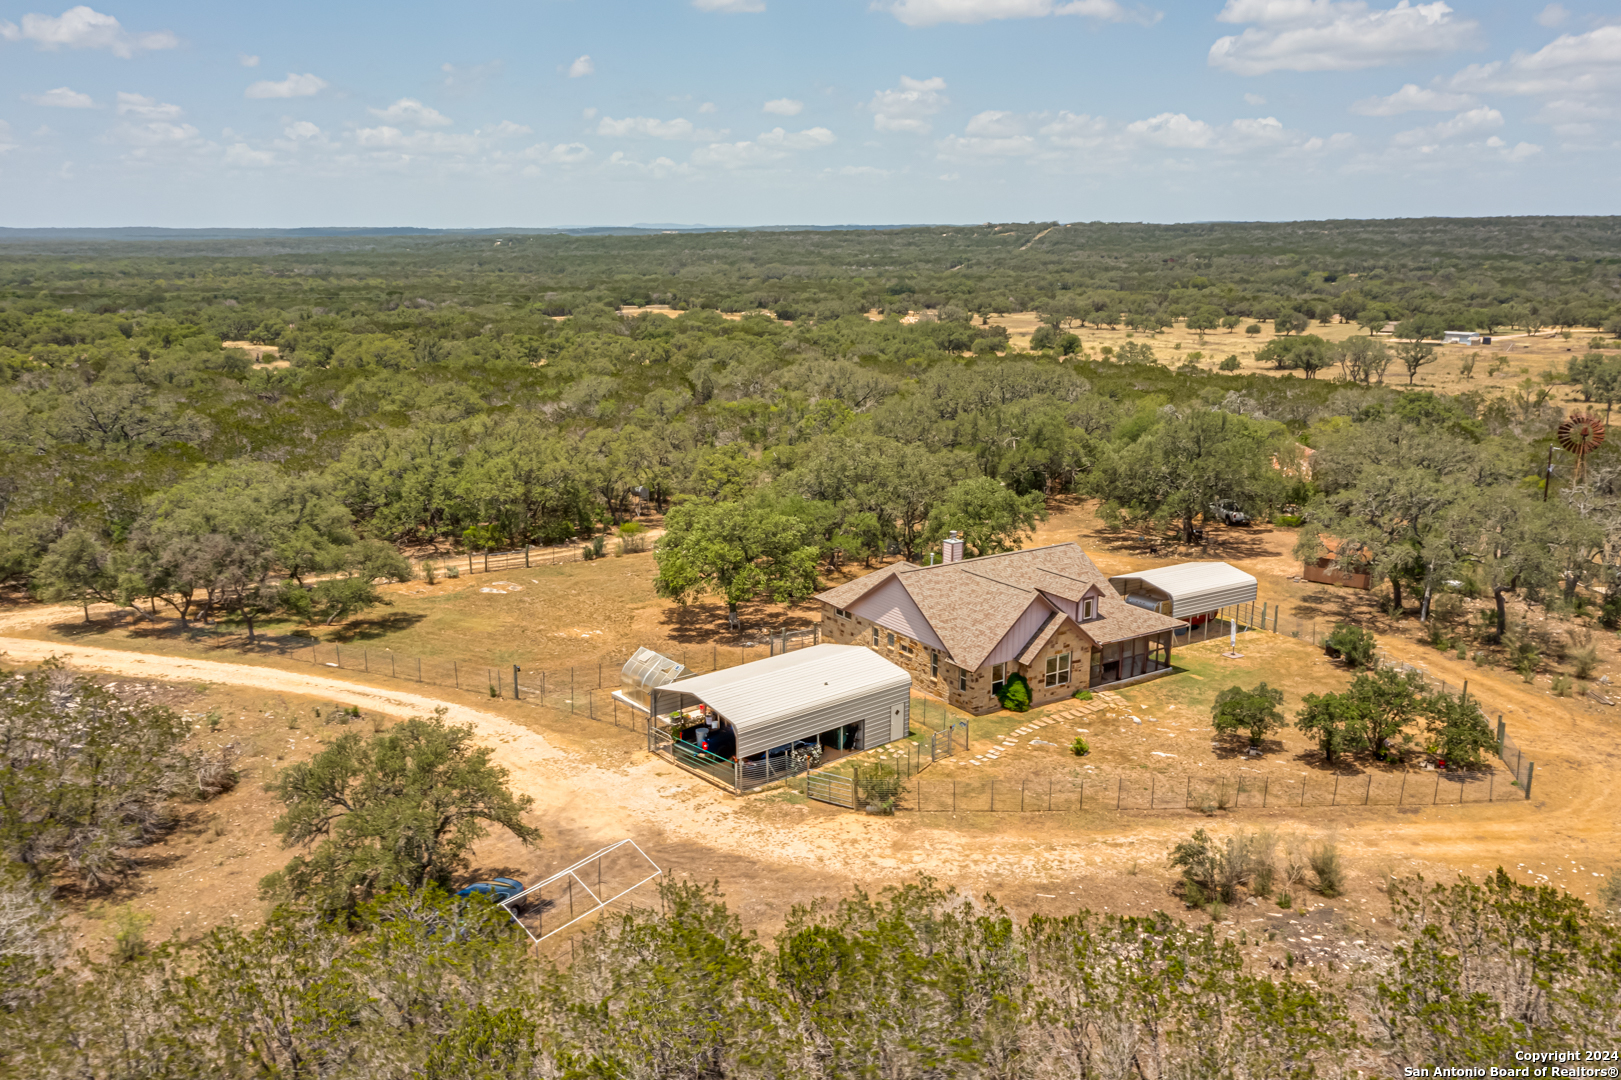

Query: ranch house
left=815, top=538, right=1186, bottom=715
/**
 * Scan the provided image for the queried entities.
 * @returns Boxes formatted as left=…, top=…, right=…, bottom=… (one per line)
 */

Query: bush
left=1070, top=737, right=1090, bottom=756
left=1273, top=514, right=1303, bottom=527
left=1219, top=355, right=1242, bottom=371
left=1073, top=689, right=1092, bottom=701
left=1308, top=841, right=1344, bottom=898
left=1601, top=587, right=1621, bottom=630
left=997, top=673, right=1032, bottom=712
left=1569, top=636, right=1600, bottom=680
left=1324, top=623, right=1377, bottom=668
left=445, top=564, right=460, bottom=578
left=855, top=764, right=902, bottom=814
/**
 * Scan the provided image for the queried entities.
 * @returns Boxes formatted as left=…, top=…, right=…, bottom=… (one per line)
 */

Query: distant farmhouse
left=816, top=539, right=1196, bottom=715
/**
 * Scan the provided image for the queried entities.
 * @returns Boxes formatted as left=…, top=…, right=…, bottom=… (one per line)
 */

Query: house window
left=900, top=641, right=913, bottom=656
left=991, top=662, right=1007, bottom=692
left=834, top=607, right=850, bottom=619
left=957, top=667, right=968, bottom=692
left=1045, top=651, right=1072, bottom=687
left=886, top=632, right=895, bottom=648
left=872, top=626, right=879, bottom=646
left=930, top=650, right=939, bottom=678
left=1082, top=598, right=1095, bottom=620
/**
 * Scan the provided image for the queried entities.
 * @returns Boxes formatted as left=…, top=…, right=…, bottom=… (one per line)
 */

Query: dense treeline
left=3, top=222, right=1621, bottom=637
left=0, top=869, right=1615, bottom=1078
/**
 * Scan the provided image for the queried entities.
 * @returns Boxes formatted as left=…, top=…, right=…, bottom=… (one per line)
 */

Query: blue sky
left=1, top=0, right=1618, bottom=227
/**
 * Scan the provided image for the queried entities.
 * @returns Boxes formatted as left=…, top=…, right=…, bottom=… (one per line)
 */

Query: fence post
left=1365, top=775, right=1371, bottom=805
left=417, top=658, right=421, bottom=682
left=525, top=544, right=530, bottom=568
left=1496, top=715, right=1505, bottom=753
left=1186, top=777, right=1190, bottom=808
left=1398, top=772, right=1406, bottom=805
left=454, top=661, right=459, bottom=689
left=336, top=644, right=341, bottom=668
left=1150, top=776, right=1154, bottom=809
left=468, top=553, right=473, bottom=575
left=364, top=649, right=369, bottom=673
left=991, top=779, right=995, bottom=812
left=514, top=664, right=521, bottom=701
left=1022, top=779, right=1026, bottom=812
left=1524, top=761, right=1534, bottom=800
left=1301, top=777, right=1306, bottom=807
left=1433, top=772, right=1440, bottom=804
left=1332, top=774, right=1338, bottom=806
left=571, top=668, right=575, bottom=713
left=1117, top=778, right=1122, bottom=810
left=484, top=551, right=489, bottom=573
left=390, top=653, right=395, bottom=677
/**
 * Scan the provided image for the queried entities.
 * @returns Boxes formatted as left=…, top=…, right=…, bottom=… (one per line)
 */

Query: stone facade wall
left=1017, top=622, right=1094, bottom=710
left=819, top=602, right=1097, bottom=716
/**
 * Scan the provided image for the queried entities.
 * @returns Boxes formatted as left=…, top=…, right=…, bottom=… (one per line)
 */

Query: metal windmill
left=1557, top=412, right=1606, bottom=484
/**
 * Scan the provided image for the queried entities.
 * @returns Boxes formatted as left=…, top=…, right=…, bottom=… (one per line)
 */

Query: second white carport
left=1107, top=561, right=1258, bottom=620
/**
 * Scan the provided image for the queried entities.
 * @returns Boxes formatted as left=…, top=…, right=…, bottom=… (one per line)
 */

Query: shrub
left=997, top=673, right=1032, bottom=712
left=1219, top=355, right=1242, bottom=371
left=1273, top=514, right=1303, bottom=527
left=1552, top=675, right=1574, bottom=697
left=1277, top=890, right=1293, bottom=909
left=1072, top=689, right=1093, bottom=701
left=424, top=562, right=436, bottom=585
left=1324, top=622, right=1377, bottom=668
left=445, top=564, right=460, bottom=579
left=855, top=764, right=902, bottom=814
left=110, top=906, right=152, bottom=964
left=1569, top=634, right=1600, bottom=679
left=1308, top=841, right=1344, bottom=898
left=1602, top=587, right=1621, bottom=630
left=1070, top=737, right=1090, bottom=756
left=591, top=535, right=607, bottom=558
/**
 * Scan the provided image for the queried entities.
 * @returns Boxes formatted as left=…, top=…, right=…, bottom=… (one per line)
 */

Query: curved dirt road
left=2, top=613, right=1615, bottom=913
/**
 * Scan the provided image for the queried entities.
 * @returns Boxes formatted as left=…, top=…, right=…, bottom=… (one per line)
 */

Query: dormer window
left=1082, top=597, right=1096, bottom=620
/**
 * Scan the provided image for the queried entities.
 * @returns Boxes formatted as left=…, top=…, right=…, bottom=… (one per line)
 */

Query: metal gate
left=805, top=772, right=856, bottom=809
left=930, top=719, right=969, bottom=762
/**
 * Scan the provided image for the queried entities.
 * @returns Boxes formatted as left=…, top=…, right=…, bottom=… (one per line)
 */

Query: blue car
left=456, top=877, right=527, bottom=911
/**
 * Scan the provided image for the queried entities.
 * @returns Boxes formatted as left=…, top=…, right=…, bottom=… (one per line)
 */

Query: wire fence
left=418, top=543, right=587, bottom=579
left=898, top=764, right=1523, bottom=814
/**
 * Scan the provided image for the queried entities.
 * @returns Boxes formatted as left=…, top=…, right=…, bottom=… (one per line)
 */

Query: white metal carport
left=648, top=644, right=912, bottom=790
left=1107, top=562, right=1258, bottom=619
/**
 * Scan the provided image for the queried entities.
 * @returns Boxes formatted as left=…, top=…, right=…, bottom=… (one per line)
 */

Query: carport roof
left=659, top=644, right=910, bottom=738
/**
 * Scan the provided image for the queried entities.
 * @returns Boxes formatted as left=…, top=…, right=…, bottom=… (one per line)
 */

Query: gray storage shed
left=652, top=644, right=912, bottom=760
left=1108, top=562, right=1258, bottom=619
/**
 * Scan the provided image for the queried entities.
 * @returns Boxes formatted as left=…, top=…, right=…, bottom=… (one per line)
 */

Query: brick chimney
left=942, top=530, right=964, bottom=564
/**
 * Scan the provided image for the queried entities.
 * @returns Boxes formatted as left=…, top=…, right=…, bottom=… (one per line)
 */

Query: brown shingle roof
left=814, top=543, right=1184, bottom=668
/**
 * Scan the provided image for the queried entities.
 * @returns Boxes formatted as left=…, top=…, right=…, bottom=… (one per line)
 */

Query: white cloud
left=1244, top=92, right=1267, bottom=105
left=964, top=110, right=1025, bottom=136
left=0, top=120, right=14, bottom=153
left=239, top=53, right=259, bottom=67
left=481, top=120, right=532, bottom=138
left=691, top=140, right=782, bottom=167
left=582, top=107, right=597, bottom=119
left=876, top=0, right=1159, bottom=27
left=757, top=125, right=835, bottom=148
left=1038, top=110, right=1107, bottom=147
left=605, top=151, right=690, bottom=177
left=539, top=142, right=592, bottom=164
left=116, top=91, right=182, bottom=119
left=0, top=5, right=177, bottom=57
left=597, top=115, right=697, bottom=139
left=24, top=86, right=94, bottom=108
left=938, top=132, right=1038, bottom=158
left=110, top=120, right=202, bottom=147
left=1391, top=105, right=1502, bottom=147
left=1351, top=82, right=1477, bottom=114
left=694, top=0, right=766, bottom=11
left=369, top=98, right=452, bottom=126
left=568, top=54, right=594, bottom=77
left=245, top=73, right=329, bottom=99
left=1126, top=112, right=1217, bottom=148
left=1536, top=3, right=1569, bottom=28
left=870, top=75, right=948, bottom=133
left=1449, top=26, right=1621, bottom=99
left=283, top=121, right=323, bottom=140
left=763, top=97, right=803, bottom=116
left=1209, top=1, right=1482, bottom=76
left=835, top=164, right=889, bottom=177
left=698, top=102, right=717, bottom=113
left=224, top=142, right=275, bottom=167
left=354, top=125, right=485, bottom=155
